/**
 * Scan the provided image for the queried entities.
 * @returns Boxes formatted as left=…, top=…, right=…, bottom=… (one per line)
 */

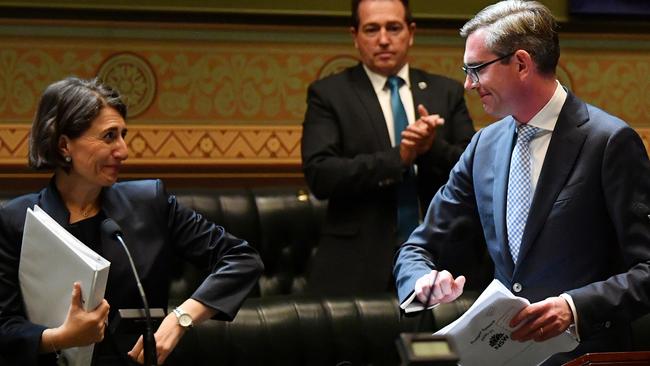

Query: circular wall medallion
left=317, top=55, right=359, bottom=79
left=97, top=53, right=156, bottom=118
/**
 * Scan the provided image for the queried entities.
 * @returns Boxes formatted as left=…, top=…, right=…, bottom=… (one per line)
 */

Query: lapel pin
left=418, top=82, right=427, bottom=90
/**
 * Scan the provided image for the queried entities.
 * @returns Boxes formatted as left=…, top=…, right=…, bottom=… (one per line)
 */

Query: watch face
left=178, top=313, right=192, bottom=328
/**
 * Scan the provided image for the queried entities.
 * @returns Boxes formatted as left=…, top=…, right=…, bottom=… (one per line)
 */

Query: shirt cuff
left=559, top=293, right=581, bottom=342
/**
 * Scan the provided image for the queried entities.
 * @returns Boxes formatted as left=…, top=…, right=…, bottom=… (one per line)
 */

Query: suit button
left=512, top=283, right=522, bottom=293
left=604, top=321, right=611, bottom=328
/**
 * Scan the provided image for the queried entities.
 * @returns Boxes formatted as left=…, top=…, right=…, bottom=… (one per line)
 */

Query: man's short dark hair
left=351, top=0, right=413, bottom=29
left=28, top=77, right=127, bottom=171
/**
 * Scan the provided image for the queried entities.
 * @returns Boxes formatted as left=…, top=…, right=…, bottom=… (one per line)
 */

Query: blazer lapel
left=494, top=119, right=517, bottom=275
left=350, top=64, right=391, bottom=149
left=100, top=185, right=130, bottom=226
left=409, top=68, right=427, bottom=116
left=38, top=179, right=71, bottom=226
left=515, top=92, right=589, bottom=269
left=39, top=180, right=130, bottom=226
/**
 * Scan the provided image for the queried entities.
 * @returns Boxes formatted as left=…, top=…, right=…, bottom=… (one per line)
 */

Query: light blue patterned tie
left=507, top=124, right=539, bottom=263
left=387, top=75, right=419, bottom=242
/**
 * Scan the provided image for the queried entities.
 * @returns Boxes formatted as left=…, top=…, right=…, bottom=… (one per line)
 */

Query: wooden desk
left=563, top=351, right=650, bottom=366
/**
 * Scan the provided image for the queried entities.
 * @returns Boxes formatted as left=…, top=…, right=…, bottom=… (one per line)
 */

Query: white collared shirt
left=519, top=80, right=567, bottom=193
left=363, top=63, right=415, bottom=147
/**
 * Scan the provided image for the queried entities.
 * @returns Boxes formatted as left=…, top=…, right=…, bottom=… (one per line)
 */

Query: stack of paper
left=19, top=205, right=110, bottom=366
left=435, top=279, right=579, bottom=366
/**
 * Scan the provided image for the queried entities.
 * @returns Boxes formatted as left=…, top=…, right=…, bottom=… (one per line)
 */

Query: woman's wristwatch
left=172, top=307, right=194, bottom=329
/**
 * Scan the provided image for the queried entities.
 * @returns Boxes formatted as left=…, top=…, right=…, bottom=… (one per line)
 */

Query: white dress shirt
left=521, top=80, right=566, bottom=193
left=363, top=63, right=415, bottom=147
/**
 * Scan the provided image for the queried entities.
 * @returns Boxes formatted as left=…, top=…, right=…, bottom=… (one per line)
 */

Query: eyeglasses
left=462, top=51, right=515, bottom=85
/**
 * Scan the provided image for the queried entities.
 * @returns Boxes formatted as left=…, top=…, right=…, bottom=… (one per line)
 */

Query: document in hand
left=435, top=279, right=578, bottom=366
left=19, top=205, right=111, bottom=366
left=400, top=291, right=439, bottom=313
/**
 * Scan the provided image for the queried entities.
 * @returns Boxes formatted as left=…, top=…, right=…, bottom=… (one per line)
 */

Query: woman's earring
left=64, top=156, right=71, bottom=163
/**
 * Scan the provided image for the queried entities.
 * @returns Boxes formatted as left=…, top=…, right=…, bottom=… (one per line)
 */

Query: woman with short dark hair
left=29, top=77, right=127, bottom=172
left=0, top=77, right=264, bottom=365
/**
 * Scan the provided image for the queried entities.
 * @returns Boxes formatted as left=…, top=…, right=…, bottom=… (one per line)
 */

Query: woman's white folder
left=19, top=205, right=110, bottom=366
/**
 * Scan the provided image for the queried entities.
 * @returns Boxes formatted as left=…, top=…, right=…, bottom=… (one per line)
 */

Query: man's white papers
left=19, top=206, right=110, bottom=366
left=435, top=279, right=578, bottom=366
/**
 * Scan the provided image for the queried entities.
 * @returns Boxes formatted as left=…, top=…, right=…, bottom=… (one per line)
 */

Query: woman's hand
left=128, top=298, right=218, bottom=364
left=127, top=312, right=186, bottom=365
left=41, top=282, right=110, bottom=352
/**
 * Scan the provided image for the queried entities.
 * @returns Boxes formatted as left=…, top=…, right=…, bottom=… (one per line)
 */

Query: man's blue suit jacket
left=394, top=90, right=650, bottom=356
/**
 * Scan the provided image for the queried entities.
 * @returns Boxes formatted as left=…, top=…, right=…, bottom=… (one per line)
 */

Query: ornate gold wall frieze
left=0, top=36, right=340, bottom=124
left=127, top=124, right=302, bottom=164
left=561, top=51, right=650, bottom=124
left=0, top=124, right=301, bottom=166
left=1, top=22, right=649, bottom=186
left=0, top=123, right=647, bottom=166
left=2, top=30, right=650, bottom=128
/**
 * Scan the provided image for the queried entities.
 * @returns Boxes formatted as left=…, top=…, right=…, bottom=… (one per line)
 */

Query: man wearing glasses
left=394, top=1, right=650, bottom=364
left=302, top=0, right=475, bottom=296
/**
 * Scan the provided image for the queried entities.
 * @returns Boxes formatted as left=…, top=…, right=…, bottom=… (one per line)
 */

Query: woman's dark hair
left=28, top=77, right=127, bottom=171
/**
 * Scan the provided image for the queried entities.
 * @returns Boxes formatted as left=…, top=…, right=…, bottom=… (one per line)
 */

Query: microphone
left=632, top=202, right=650, bottom=223
left=397, top=217, right=475, bottom=366
left=415, top=267, right=439, bottom=333
left=101, top=219, right=158, bottom=366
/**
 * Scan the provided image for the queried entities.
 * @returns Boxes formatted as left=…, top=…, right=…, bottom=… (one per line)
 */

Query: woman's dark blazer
left=0, top=179, right=263, bottom=365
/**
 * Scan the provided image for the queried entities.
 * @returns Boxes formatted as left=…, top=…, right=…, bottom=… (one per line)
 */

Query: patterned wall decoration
left=562, top=52, right=650, bottom=124
left=97, top=52, right=157, bottom=118
left=0, top=23, right=648, bottom=185
left=126, top=124, right=301, bottom=162
left=0, top=123, right=301, bottom=166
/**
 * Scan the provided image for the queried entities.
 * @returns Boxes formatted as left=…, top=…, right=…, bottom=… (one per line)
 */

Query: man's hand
left=399, top=105, right=445, bottom=165
left=414, top=270, right=465, bottom=306
left=510, top=296, right=574, bottom=342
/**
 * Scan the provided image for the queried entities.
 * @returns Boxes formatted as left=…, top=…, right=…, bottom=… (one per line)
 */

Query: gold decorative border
left=0, top=124, right=301, bottom=166
left=0, top=124, right=647, bottom=166
left=0, top=124, right=647, bottom=190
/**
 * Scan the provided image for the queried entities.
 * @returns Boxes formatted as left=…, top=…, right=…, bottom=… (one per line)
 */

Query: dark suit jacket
left=394, top=91, right=650, bottom=362
left=302, top=63, right=475, bottom=295
left=0, top=179, right=263, bottom=366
